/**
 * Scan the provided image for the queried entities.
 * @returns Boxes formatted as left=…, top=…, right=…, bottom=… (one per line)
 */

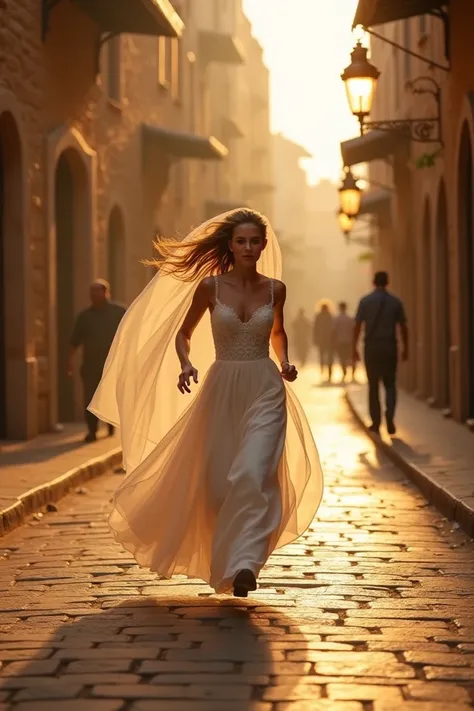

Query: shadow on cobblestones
left=0, top=598, right=306, bottom=708
left=2, top=379, right=474, bottom=709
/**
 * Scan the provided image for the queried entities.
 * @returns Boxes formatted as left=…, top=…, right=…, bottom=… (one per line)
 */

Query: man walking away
left=353, top=271, right=408, bottom=436
left=68, top=279, right=126, bottom=442
left=313, top=302, right=334, bottom=383
left=333, top=301, right=354, bottom=383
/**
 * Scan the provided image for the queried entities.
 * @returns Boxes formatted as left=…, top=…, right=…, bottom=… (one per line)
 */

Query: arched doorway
left=0, top=112, right=24, bottom=438
left=55, top=148, right=88, bottom=423
left=457, top=121, right=474, bottom=419
left=55, top=153, right=75, bottom=422
left=421, top=199, right=433, bottom=399
left=435, top=181, right=450, bottom=408
left=107, top=206, right=126, bottom=303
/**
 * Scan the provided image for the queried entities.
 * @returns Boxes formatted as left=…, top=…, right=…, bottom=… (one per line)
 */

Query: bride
left=89, top=208, right=323, bottom=597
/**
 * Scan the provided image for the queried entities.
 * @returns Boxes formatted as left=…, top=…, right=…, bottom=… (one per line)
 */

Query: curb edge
left=0, top=446, right=122, bottom=537
left=344, top=392, right=474, bottom=539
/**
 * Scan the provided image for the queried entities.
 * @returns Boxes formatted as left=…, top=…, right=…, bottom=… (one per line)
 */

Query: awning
left=341, top=130, right=405, bottom=166
left=76, top=0, right=183, bottom=37
left=205, top=201, right=248, bottom=220
left=199, top=31, right=245, bottom=64
left=357, top=189, right=391, bottom=217
left=142, top=125, right=228, bottom=160
left=353, top=0, right=448, bottom=28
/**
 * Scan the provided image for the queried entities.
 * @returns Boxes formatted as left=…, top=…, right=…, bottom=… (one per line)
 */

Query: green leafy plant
left=415, top=148, right=442, bottom=170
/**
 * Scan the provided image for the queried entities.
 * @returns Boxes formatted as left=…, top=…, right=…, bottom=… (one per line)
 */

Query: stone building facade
left=0, top=0, right=272, bottom=440
left=202, top=0, right=273, bottom=221
left=344, top=0, right=474, bottom=426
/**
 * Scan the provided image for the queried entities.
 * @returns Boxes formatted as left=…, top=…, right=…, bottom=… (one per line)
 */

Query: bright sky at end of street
left=242, top=0, right=361, bottom=185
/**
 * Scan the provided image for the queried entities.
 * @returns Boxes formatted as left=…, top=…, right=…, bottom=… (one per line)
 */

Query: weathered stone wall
left=0, top=0, right=209, bottom=436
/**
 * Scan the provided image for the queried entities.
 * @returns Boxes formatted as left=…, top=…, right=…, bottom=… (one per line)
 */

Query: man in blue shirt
left=353, top=271, right=409, bottom=436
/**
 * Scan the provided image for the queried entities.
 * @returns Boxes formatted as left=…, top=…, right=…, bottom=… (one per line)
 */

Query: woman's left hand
left=281, top=362, right=298, bottom=382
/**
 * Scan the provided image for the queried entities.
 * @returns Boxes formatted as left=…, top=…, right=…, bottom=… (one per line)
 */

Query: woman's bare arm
left=270, top=281, right=297, bottom=382
left=176, top=277, right=213, bottom=393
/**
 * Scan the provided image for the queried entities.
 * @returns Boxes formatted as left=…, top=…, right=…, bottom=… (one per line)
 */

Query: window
left=107, top=36, right=122, bottom=102
left=158, top=37, right=169, bottom=88
left=171, top=39, right=182, bottom=102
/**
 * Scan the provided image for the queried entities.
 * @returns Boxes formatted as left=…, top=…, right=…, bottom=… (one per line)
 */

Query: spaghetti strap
left=269, top=278, right=275, bottom=307
left=214, top=275, right=219, bottom=303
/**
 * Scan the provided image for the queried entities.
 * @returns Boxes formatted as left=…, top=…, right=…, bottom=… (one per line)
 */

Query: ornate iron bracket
left=360, top=76, right=443, bottom=145
left=362, top=117, right=440, bottom=143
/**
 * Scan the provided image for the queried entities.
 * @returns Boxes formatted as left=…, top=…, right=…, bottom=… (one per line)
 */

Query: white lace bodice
left=211, top=277, right=274, bottom=361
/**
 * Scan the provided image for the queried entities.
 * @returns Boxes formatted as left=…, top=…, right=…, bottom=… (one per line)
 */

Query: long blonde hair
left=145, top=208, right=268, bottom=282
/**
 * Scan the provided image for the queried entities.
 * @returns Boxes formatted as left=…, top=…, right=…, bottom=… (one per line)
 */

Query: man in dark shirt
left=68, top=279, right=126, bottom=442
left=353, top=271, right=408, bottom=436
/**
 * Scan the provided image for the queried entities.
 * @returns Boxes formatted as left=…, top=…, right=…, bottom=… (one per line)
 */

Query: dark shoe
left=386, top=418, right=396, bottom=436
left=368, top=424, right=380, bottom=435
left=233, top=569, right=257, bottom=598
left=84, top=432, right=97, bottom=443
left=108, top=424, right=115, bottom=437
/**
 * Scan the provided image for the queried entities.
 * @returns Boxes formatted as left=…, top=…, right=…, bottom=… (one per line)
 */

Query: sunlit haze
left=242, top=0, right=361, bottom=184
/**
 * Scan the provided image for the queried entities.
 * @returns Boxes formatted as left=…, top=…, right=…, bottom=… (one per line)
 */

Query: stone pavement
left=0, top=424, right=121, bottom=535
left=0, top=370, right=473, bottom=710
left=346, top=384, right=474, bottom=536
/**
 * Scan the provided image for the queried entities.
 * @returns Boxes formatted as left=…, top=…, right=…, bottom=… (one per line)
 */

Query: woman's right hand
left=178, top=364, right=199, bottom=394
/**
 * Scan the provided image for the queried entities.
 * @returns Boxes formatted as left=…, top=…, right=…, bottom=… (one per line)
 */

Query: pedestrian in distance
left=292, top=307, right=311, bottom=367
left=88, top=208, right=324, bottom=598
left=68, top=279, right=126, bottom=443
left=332, top=301, right=354, bottom=383
left=353, top=271, right=408, bottom=436
left=313, top=301, right=334, bottom=383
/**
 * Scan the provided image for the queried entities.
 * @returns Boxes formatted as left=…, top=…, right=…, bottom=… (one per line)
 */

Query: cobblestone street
left=0, top=374, right=473, bottom=711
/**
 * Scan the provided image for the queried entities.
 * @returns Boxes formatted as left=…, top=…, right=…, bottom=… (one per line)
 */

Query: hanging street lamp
left=338, top=168, right=361, bottom=218
left=337, top=209, right=355, bottom=236
left=341, top=42, right=443, bottom=144
left=341, top=41, right=379, bottom=133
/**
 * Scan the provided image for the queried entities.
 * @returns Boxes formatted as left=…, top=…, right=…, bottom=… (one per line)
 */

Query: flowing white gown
left=99, top=276, right=323, bottom=593
left=88, top=209, right=323, bottom=594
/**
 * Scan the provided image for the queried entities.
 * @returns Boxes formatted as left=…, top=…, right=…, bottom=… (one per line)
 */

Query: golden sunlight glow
left=338, top=210, right=355, bottom=234
left=340, top=41, right=379, bottom=122
left=242, top=0, right=361, bottom=184
left=340, top=187, right=361, bottom=217
left=344, top=76, right=377, bottom=119
left=339, top=168, right=361, bottom=217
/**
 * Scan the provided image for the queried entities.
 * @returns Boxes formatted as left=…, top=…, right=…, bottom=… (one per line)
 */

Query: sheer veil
left=88, top=209, right=283, bottom=476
